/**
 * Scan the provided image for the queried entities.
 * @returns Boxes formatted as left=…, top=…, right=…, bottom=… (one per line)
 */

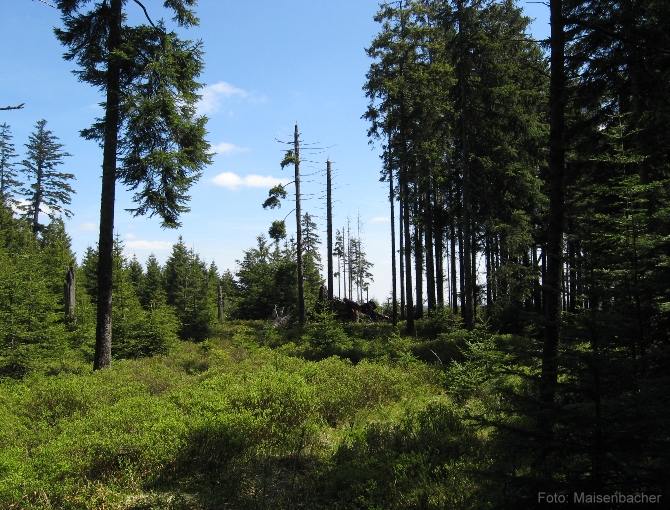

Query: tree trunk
left=217, top=284, right=223, bottom=322
left=32, top=170, right=42, bottom=235
left=457, top=0, right=474, bottom=330
left=294, top=124, right=305, bottom=324
left=458, top=217, right=465, bottom=321
left=390, top=164, right=398, bottom=325
left=486, top=232, right=492, bottom=314
left=414, top=202, right=424, bottom=320
left=425, top=191, right=436, bottom=312
left=94, top=0, right=122, bottom=370
left=533, top=244, right=541, bottom=313
left=541, top=0, right=566, bottom=416
left=471, top=230, right=477, bottom=322
left=327, top=159, right=334, bottom=301
left=434, top=181, right=444, bottom=307
left=64, top=266, right=75, bottom=322
left=403, top=179, right=415, bottom=333
left=399, top=197, right=406, bottom=320
left=451, top=219, right=458, bottom=315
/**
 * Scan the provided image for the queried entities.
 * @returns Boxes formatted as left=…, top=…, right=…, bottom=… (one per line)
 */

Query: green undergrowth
left=0, top=321, right=499, bottom=509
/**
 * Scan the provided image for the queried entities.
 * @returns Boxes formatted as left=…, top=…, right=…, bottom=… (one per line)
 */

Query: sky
left=1, top=0, right=550, bottom=304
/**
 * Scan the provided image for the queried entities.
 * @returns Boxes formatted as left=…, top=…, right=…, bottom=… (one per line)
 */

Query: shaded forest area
left=1, top=0, right=670, bottom=508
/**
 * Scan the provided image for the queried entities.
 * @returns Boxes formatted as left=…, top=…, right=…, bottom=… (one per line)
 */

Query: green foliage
left=414, top=306, right=461, bottom=339
left=116, top=247, right=179, bottom=358
left=163, top=236, right=216, bottom=341
left=262, top=184, right=288, bottom=210
left=233, top=235, right=323, bottom=320
left=279, top=149, right=299, bottom=169
left=0, top=123, right=22, bottom=207
left=268, top=219, right=286, bottom=244
left=0, top=329, right=446, bottom=508
left=19, top=119, right=74, bottom=233
left=314, top=403, right=482, bottom=509
left=301, top=311, right=352, bottom=356
left=79, top=244, right=98, bottom=305
left=138, top=253, right=166, bottom=309
left=55, top=2, right=211, bottom=229
left=0, top=217, right=76, bottom=379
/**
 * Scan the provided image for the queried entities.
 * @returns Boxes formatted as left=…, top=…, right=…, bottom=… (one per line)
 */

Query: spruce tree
left=0, top=123, right=22, bottom=207
left=19, top=120, right=74, bottom=234
left=55, top=0, right=212, bottom=369
left=138, top=253, right=165, bottom=309
left=163, top=237, right=213, bottom=340
left=301, top=212, right=322, bottom=273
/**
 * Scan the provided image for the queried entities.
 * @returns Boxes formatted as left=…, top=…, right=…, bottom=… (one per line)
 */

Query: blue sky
left=1, top=0, right=549, bottom=303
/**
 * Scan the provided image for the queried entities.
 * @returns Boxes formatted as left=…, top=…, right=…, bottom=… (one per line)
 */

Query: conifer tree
left=138, top=253, right=165, bottom=309
left=127, top=254, right=144, bottom=287
left=80, top=245, right=99, bottom=305
left=163, top=236, right=213, bottom=340
left=55, top=0, right=212, bottom=369
left=111, top=235, right=178, bottom=358
left=333, top=228, right=345, bottom=299
left=301, top=212, right=322, bottom=268
left=0, top=220, right=69, bottom=377
left=0, top=123, right=22, bottom=207
left=19, top=120, right=74, bottom=234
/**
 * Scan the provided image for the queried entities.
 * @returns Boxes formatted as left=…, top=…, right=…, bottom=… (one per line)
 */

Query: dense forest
left=1, top=0, right=669, bottom=508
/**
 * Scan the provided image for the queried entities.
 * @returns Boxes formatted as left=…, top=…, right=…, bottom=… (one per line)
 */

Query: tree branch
left=33, top=0, right=56, bottom=8
left=567, top=16, right=670, bottom=55
left=133, top=0, right=156, bottom=28
left=0, top=103, right=25, bottom=111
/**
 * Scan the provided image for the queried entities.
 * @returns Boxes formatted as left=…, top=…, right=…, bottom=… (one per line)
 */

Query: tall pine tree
left=55, top=0, right=212, bottom=369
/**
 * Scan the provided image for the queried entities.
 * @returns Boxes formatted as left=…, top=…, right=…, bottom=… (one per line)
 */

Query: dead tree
left=64, top=266, right=75, bottom=322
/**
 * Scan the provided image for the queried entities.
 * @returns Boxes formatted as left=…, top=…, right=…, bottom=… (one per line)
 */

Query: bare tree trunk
left=390, top=164, right=398, bottom=325
left=403, top=179, right=415, bottom=333
left=327, top=159, right=334, bottom=301
left=342, top=224, right=346, bottom=300
left=486, top=233, right=492, bottom=314
left=425, top=191, right=436, bottom=312
left=346, top=217, right=354, bottom=301
left=458, top=217, right=465, bottom=321
left=531, top=245, right=542, bottom=313
left=32, top=174, right=42, bottom=235
left=294, top=124, right=305, bottom=324
left=523, top=246, right=532, bottom=312
left=414, top=215, right=424, bottom=320
left=94, top=0, right=122, bottom=370
left=434, top=182, right=444, bottom=307
left=472, top=231, right=477, bottom=322
left=64, top=266, right=75, bottom=322
left=451, top=220, right=458, bottom=315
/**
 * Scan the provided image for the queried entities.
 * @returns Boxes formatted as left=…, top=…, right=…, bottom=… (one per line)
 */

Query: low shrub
left=311, top=402, right=483, bottom=509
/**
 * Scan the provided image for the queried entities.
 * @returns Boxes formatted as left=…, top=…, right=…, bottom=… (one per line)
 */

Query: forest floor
left=0, top=318, right=508, bottom=509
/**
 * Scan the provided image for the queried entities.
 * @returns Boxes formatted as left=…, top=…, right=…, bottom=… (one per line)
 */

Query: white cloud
left=212, top=171, right=289, bottom=190
left=198, top=81, right=248, bottom=114
left=78, top=222, right=98, bottom=231
left=126, top=240, right=173, bottom=251
left=125, top=232, right=137, bottom=239
left=369, top=216, right=390, bottom=223
left=211, top=142, right=250, bottom=155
